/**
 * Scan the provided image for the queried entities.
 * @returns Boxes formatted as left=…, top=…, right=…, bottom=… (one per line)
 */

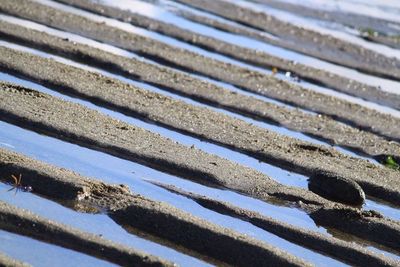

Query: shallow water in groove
left=25, top=0, right=400, bottom=117
left=0, top=228, right=117, bottom=267
left=0, top=185, right=210, bottom=266
left=0, top=125, right=347, bottom=266
left=0, top=40, right=382, bottom=166
left=137, top=0, right=400, bottom=97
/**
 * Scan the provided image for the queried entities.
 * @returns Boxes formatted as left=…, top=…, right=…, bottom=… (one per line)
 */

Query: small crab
left=6, top=174, right=32, bottom=194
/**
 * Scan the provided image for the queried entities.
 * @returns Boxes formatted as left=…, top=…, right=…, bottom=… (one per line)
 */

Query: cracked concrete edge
left=0, top=202, right=175, bottom=267
left=0, top=48, right=400, bottom=206
left=1, top=0, right=399, bottom=142
left=172, top=0, right=400, bottom=80
left=0, top=148, right=312, bottom=267
left=0, top=252, right=30, bottom=267
left=149, top=181, right=400, bottom=266
left=54, top=0, right=400, bottom=111
left=2, top=17, right=400, bottom=162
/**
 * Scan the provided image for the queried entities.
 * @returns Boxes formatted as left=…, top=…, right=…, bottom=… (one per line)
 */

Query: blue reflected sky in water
left=0, top=228, right=117, bottom=267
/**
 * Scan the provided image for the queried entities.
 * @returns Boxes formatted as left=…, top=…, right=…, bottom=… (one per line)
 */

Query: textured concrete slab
left=0, top=0, right=399, bottom=143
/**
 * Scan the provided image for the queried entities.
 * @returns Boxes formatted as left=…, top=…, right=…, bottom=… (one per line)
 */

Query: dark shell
left=308, top=171, right=365, bottom=206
